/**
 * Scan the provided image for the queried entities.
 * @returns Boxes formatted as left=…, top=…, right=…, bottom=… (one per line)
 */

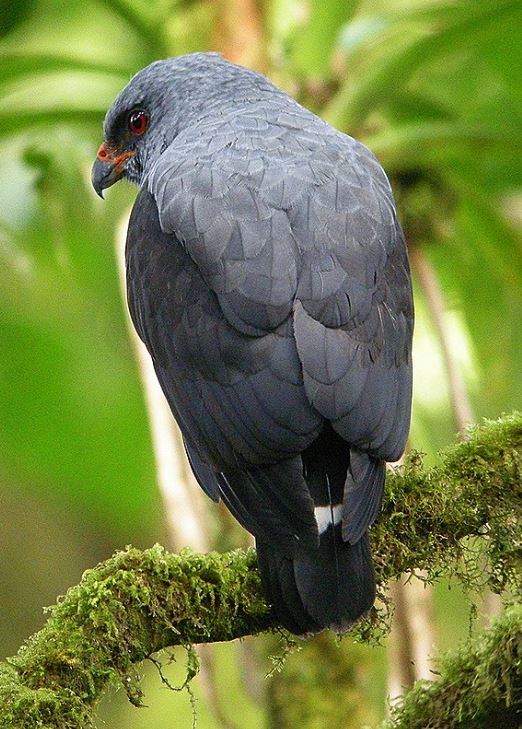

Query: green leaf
left=0, top=50, right=130, bottom=83
left=287, top=0, right=361, bottom=78
left=0, top=0, right=36, bottom=38
left=325, top=0, right=522, bottom=129
left=364, top=120, right=518, bottom=170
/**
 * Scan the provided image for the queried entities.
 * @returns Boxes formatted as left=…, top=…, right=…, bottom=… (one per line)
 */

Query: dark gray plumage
left=92, top=53, right=414, bottom=635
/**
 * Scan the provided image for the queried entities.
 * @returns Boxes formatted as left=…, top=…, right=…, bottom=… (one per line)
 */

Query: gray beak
left=91, top=157, right=121, bottom=199
left=91, top=144, right=134, bottom=198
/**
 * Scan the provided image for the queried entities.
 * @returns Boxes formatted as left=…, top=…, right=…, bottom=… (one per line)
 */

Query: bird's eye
left=128, top=110, right=149, bottom=136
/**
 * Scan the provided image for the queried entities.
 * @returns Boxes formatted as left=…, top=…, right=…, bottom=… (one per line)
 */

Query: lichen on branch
left=0, top=413, right=521, bottom=728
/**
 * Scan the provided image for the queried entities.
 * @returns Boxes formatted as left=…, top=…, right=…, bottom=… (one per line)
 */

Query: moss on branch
left=0, top=413, right=521, bottom=728
left=373, top=411, right=521, bottom=593
left=382, top=603, right=522, bottom=729
left=0, top=548, right=271, bottom=728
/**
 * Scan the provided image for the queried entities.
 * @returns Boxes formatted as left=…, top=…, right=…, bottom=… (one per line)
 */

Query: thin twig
left=115, top=214, right=209, bottom=553
left=410, top=243, right=475, bottom=432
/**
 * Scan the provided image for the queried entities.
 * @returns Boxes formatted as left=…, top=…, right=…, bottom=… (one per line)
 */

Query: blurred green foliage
left=0, top=0, right=520, bottom=727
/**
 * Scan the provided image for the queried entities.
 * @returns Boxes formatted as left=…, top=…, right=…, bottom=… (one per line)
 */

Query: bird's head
left=91, top=57, right=191, bottom=198
left=91, top=53, right=276, bottom=198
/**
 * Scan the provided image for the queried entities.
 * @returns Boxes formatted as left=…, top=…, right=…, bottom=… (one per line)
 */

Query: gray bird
left=92, top=53, right=413, bottom=635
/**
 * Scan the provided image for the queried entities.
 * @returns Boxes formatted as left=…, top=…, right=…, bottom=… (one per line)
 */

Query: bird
left=92, top=53, right=413, bottom=635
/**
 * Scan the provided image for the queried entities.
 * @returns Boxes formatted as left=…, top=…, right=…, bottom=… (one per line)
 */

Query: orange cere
left=96, top=143, right=135, bottom=168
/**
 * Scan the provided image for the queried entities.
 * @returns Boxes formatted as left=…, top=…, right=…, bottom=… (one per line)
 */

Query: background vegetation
left=0, top=0, right=520, bottom=727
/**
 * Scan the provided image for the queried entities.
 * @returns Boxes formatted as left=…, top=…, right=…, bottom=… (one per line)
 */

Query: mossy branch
left=1, top=413, right=521, bottom=728
left=0, top=548, right=271, bottom=728
left=381, top=603, right=522, bottom=729
left=372, top=412, right=521, bottom=597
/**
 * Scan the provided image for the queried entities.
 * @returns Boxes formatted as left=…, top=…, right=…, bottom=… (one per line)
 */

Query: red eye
left=128, top=110, right=149, bottom=135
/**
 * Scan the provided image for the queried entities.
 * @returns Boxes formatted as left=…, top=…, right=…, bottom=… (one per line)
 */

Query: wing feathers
left=216, top=458, right=319, bottom=551
left=342, top=452, right=386, bottom=544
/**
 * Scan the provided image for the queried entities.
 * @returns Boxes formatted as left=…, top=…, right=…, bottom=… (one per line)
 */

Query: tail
left=257, top=426, right=383, bottom=635
left=256, top=529, right=375, bottom=635
left=186, top=419, right=382, bottom=635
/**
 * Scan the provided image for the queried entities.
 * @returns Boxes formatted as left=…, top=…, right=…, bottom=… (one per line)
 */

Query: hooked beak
left=91, top=143, right=135, bottom=198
